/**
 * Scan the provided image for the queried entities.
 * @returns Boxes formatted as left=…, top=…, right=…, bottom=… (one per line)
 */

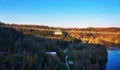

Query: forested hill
left=1, top=22, right=120, bottom=46
left=1, top=22, right=120, bottom=32
left=0, top=22, right=107, bottom=70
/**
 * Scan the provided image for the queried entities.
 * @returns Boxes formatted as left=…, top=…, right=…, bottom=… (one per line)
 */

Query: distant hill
left=1, top=22, right=120, bottom=46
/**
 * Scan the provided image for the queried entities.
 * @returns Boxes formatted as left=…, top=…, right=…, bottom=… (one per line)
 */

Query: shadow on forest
left=0, top=25, right=108, bottom=70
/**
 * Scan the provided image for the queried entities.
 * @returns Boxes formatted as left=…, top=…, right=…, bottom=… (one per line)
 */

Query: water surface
left=106, top=47, right=120, bottom=70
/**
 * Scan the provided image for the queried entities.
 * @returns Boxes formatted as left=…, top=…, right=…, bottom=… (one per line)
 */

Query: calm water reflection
left=106, top=47, right=120, bottom=70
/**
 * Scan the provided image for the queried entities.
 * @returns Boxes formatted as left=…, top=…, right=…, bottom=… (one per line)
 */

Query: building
left=68, top=61, right=74, bottom=64
left=46, top=52, right=57, bottom=55
left=63, top=49, right=68, bottom=54
left=54, top=29, right=63, bottom=35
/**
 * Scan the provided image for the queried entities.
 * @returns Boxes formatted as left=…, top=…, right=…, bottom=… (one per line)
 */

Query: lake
left=106, top=47, right=120, bottom=70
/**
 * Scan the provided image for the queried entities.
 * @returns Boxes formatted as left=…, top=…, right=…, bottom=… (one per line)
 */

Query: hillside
left=0, top=22, right=107, bottom=70
left=1, top=22, right=120, bottom=46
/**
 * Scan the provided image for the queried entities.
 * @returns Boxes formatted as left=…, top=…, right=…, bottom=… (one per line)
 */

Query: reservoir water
left=106, top=47, right=120, bottom=70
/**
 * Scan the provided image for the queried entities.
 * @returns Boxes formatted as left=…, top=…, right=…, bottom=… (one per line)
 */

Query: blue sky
left=0, top=0, right=120, bottom=28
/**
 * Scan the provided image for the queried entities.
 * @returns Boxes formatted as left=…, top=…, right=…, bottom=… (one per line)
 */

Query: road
left=65, top=56, right=70, bottom=70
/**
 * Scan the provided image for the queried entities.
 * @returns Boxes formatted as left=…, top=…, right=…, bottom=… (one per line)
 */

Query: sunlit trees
left=0, top=25, right=108, bottom=70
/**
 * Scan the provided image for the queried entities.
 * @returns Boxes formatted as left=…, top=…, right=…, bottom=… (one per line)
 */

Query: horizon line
left=1, top=21, right=120, bottom=29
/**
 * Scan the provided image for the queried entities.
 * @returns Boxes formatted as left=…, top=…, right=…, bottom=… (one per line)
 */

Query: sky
left=0, top=0, right=120, bottom=28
